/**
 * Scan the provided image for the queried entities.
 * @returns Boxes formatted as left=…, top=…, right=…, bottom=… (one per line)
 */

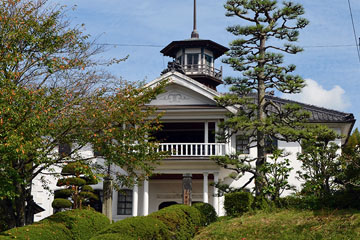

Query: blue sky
left=57, top=0, right=360, bottom=129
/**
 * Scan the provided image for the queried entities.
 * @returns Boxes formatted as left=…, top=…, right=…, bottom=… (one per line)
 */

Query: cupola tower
left=160, top=0, right=229, bottom=91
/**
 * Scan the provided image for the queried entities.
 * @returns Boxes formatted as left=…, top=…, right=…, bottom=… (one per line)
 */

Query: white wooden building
left=31, top=4, right=355, bottom=222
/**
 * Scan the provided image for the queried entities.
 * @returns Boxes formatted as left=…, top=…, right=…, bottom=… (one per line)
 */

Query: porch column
left=204, top=121, right=209, bottom=143
left=132, top=183, right=138, bottom=217
left=213, top=172, right=219, bottom=215
left=143, top=179, right=149, bottom=216
left=203, top=172, right=208, bottom=203
left=182, top=174, right=192, bottom=205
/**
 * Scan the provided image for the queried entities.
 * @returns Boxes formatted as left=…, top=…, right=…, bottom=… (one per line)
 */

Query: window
left=59, top=143, right=71, bottom=157
left=205, top=54, right=212, bottom=67
left=236, top=135, right=250, bottom=154
left=117, top=189, right=132, bottom=215
left=187, top=53, right=199, bottom=65
left=176, top=56, right=182, bottom=64
left=265, top=136, right=278, bottom=154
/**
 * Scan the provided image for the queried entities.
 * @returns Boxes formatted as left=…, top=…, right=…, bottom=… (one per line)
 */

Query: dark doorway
left=158, top=201, right=178, bottom=210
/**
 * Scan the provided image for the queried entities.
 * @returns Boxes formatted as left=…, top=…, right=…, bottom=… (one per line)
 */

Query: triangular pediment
left=150, top=84, right=216, bottom=105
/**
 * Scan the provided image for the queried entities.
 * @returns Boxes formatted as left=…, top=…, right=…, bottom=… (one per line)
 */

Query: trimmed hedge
left=192, top=202, right=217, bottom=226
left=92, top=216, right=171, bottom=240
left=0, top=209, right=110, bottom=240
left=224, top=192, right=254, bottom=216
left=0, top=222, right=72, bottom=240
left=93, top=204, right=205, bottom=240
left=52, top=198, right=72, bottom=209
left=149, top=204, right=202, bottom=239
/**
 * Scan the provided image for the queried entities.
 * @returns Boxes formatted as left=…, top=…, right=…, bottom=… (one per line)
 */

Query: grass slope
left=194, top=209, right=360, bottom=240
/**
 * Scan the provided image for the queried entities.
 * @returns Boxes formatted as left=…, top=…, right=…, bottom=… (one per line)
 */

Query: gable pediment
left=150, top=83, right=216, bottom=106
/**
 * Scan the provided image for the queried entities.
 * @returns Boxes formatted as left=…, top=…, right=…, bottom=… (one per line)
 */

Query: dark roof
left=161, top=39, right=229, bottom=59
left=265, top=95, right=355, bottom=123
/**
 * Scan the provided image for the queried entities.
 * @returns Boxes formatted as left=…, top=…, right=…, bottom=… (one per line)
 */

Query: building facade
left=31, top=5, right=355, bottom=222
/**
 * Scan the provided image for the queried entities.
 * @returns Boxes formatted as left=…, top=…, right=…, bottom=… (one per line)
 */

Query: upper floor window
left=176, top=56, right=182, bottom=64
left=117, top=189, right=133, bottom=215
left=236, top=135, right=250, bottom=154
left=59, top=143, right=71, bottom=157
left=205, top=54, right=212, bottom=67
left=265, top=136, right=278, bottom=154
left=187, top=53, right=199, bottom=65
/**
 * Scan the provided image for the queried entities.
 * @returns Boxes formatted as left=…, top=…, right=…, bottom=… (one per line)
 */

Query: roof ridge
left=266, top=95, right=353, bottom=117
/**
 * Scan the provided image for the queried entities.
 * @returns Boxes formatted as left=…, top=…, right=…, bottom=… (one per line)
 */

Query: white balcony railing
left=158, top=143, right=226, bottom=157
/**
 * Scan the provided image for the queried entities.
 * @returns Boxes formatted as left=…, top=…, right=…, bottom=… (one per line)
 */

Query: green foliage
left=54, top=189, right=73, bottom=198
left=0, top=222, right=72, bottom=240
left=93, top=216, right=171, bottom=240
left=214, top=0, right=312, bottom=197
left=93, top=205, right=204, bottom=240
left=0, top=210, right=108, bottom=240
left=261, top=149, right=295, bottom=200
left=252, top=195, right=274, bottom=212
left=57, top=177, right=87, bottom=187
left=0, top=0, right=166, bottom=227
left=52, top=198, right=72, bottom=209
left=224, top=192, right=254, bottom=216
left=53, top=162, right=97, bottom=210
left=194, top=209, right=360, bottom=240
left=42, top=209, right=110, bottom=240
left=297, top=126, right=341, bottom=198
left=192, top=202, right=218, bottom=226
left=149, top=204, right=202, bottom=240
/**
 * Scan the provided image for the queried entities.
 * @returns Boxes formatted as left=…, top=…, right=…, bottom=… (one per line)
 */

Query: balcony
left=183, top=64, right=222, bottom=81
left=157, top=143, right=226, bottom=157
left=161, top=62, right=222, bottom=82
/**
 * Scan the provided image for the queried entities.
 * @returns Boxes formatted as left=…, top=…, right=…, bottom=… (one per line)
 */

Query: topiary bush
left=0, top=209, right=109, bottom=240
left=42, top=209, right=110, bottom=240
left=92, top=216, right=171, bottom=240
left=224, top=191, right=254, bottom=217
left=252, top=195, right=275, bottom=212
left=53, top=161, right=99, bottom=211
left=192, top=202, right=217, bottom=226
left=149, top=204, right=202, bottom=239
left=0, top=222, right=72, bottom=240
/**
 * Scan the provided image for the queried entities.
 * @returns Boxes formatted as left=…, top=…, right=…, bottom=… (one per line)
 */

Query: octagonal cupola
left=160, top=0, right=229, bottom=91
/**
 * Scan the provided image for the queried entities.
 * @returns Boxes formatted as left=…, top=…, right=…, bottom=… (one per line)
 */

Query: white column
left=213, top=172, right=219, bottom=215
left=132, top=183, right=138, bottom=217
left=203, top=172, right=208, bottom=203
left=204, top=121, right=209, bottom=143
left=143, top=179, right=149, bottom=216
left=204, top=121, right=209, bottom=155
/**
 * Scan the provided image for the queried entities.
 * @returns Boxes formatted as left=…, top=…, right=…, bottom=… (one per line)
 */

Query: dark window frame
left=236, top=135, right=250, bottom=154
left=117, top=189, right=133, bottom=215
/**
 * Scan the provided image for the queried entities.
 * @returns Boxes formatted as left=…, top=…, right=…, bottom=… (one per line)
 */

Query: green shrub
left=0, top=222, right=72, bottom=240
left=90, top=233, right=137, bottom=240
left=42, top=209, right=110, bottom=240
left=93, top=216, right=171, bottom=240
left=57, top=177, right=86, bottom=187
left=192, top=202, right=217, bottom=226
left=149, top=204, right=202, bottom=239
left=224, top=192, right=254, bottom=217
left=52, top=198, right=72, bottom=209
left=252, top=196, right=275, bottom=212
left=54, top=189, right=73, bottom=198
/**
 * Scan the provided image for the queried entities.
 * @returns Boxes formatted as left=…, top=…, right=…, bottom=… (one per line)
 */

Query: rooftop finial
left=191, top=0, right=199, bottom=39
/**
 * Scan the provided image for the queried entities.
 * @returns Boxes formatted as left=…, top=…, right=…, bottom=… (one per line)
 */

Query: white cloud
left=282, top=79, right=350, bottom=111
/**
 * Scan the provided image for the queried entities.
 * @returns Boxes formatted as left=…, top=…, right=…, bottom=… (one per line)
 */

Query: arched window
left=117, top=189, right=132, bottom=215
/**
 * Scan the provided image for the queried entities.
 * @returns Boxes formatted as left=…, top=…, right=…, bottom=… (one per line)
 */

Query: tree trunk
left=14, top=183, right=26, bottom=227
left=102, top=177, right=113, bottom=221
left=255, top=35, right=267, bottom=196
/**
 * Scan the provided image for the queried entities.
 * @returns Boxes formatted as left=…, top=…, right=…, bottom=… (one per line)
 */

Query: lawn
left=194, top=209, right=360, bottom=240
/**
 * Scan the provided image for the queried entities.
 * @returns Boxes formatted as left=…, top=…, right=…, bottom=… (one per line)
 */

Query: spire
left=191, top=0, right=199, bottom=39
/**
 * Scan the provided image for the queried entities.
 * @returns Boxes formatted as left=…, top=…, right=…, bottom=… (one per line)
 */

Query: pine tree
left=52, top=161, right=99, bottom=211
left=214, top=0, right=311, bottom=196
